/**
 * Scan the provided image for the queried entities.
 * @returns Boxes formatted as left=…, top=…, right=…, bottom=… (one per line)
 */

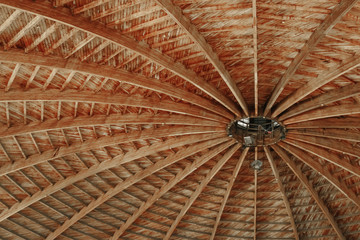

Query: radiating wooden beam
left=252, top=0, right=259, bottom=116
left=278, top=142, right=360, bottom=208
left=210, top=148, right=249, bottom=240
left=0, top=0, right=241, bottom=116
left=0, top=49, right=232, bottom=119
left=284, top=103, right=360, bottom=125
left=287, top=134, right=360, bottom=158
left=253, top=166, right=257, bottom=240
left=284, top=138, right=360, bottom=178
left=264, top=147, right=299, bottom=240
left=279, top=82, right=360, bottom=121
left=109, top=140, right=236, bottom=240
left=0, top=89, right=228, bottom=123
left=288, top=129, right=360, bottom=142
left=0, top=127, right=225, bottom=177
left=0, top=113, right=223, bottom=138
left=45, top=138, right=230, bottom=240
left=264, top=0, right=358, bottom=116
left=286, top=117, right=360, bottom=129
left=274, top=55, right=360, bottom=118
left=154, top=0, right=249, bottom=116
left=0, top=133, right=226, bottom=222
left=272, top=145, right=346, bottom=240
left=163, top=143, right=242, bottom=240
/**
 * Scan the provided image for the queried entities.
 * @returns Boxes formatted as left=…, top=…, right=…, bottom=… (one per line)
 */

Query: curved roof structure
left=0, top=0, right=360, bottom=239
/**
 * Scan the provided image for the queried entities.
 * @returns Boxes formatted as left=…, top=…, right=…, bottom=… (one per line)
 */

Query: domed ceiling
left=0, top=0, right=360, bottom=239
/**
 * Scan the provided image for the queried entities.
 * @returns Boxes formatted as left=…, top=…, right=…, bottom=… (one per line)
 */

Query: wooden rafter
left=43, top=68, right=57, bottom=90
left=72, top=0, right=114, bottom=14
left=284, top=103, right=360, bottom=125
left=45, top=138, right=230, bottom=240
left=4, top=15, right=42, bottom=50
left=25, top=22, right=58, bottom=53
left=0, top=127, right=225, bottom=177
left=253, top=163, right=257, bottom=240
left=210, top=148, right=249, bottom=240
left=154, top=0, right=249, bottom=116
left=53, top=0, right=73, bottom=7
left=272, top=145, right=346, bottom=240
left=288, top=129, right=360, bottom=142
left=278, top=142, right=360, bottom=208
left=44, top=28, right=78, bottom=55
left=284, top=138, right=360, bottom=179
left=286, top=117, right=360, bottom=129
left=91, top=2, right=157, bottom=22
left=0, top=113, right=223, bottom=138
left=279, top=82, right=360, bottom=121
left=0, top=9, right=21, bottom=34
left=264, top=0, right=358, bottom=116
left=163, top=143, right=242, bottom=239
left=64, top=34, right=96, bottom=59
left=0, top=89, right=228, bottom=123
left=264, top=147, right=299, bottom=240
left=0, top=49, right=232, bottom=119
left=106, top=9, right=164, bottom=28
left=109, top=140, right=236, bottom=239
left=287, top=134, right=360, bottom=158
left=0, top=0, right=359, bottom=238
left=0, top=0, right=241, bottom=116
left=5, top=63, right=21, bottom=92
left=0, top=133, right=227, bottom=222
left=275, top=55, right=360, bottom=118
left=81, top=40, right=110, bottom=61
left=252, top=0, right=259, bottom=115
left=60, top=71, right=75, bottom=91
left=76, top=0, right=144, bottom=17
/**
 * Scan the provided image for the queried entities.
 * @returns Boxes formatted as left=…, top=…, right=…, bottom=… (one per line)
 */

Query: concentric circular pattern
left=0, top=0, right=360, bottom=239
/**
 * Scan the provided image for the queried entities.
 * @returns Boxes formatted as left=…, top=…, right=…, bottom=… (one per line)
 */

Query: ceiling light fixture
left=227, top=116, right=286, bottom=147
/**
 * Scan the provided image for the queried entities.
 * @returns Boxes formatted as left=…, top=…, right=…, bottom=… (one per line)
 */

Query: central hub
left=227, top=117, right=286, bottom=147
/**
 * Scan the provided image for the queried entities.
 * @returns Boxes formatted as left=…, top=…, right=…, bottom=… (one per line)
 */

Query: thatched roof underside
left=0, top=0, right=360, bottom=239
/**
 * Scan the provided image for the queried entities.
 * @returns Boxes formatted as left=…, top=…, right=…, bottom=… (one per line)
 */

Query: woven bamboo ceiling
left=0, top=0, right=360, bottom=239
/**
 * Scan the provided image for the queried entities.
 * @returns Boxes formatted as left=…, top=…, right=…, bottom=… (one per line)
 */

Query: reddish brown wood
left=0, top=0, right=359, bottom=238
left=275, top=56, right=360, bottom=118
left=0, top=128, right=224, bottom=176
left=154, top=0, right=249, bottom=116
left=264, top=147, right=299, bottom=240
left=0, top=49, right=232, bottom=119
left=46, top=138, right=230, bottom=240
left=264, top=0, right=358, bottom=116
left=284, top=104, right=360, bottom=125
left=0, top=0, right=241, bottom=116
left=272, top=145, right=346, bottom=240
left=0, top=133, right=226, bottom=222
left=110, top=140, right=236, bottom=239
left=279, top=141, right=360, bottom=208
left=0, top=89, right=229, bottom=122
